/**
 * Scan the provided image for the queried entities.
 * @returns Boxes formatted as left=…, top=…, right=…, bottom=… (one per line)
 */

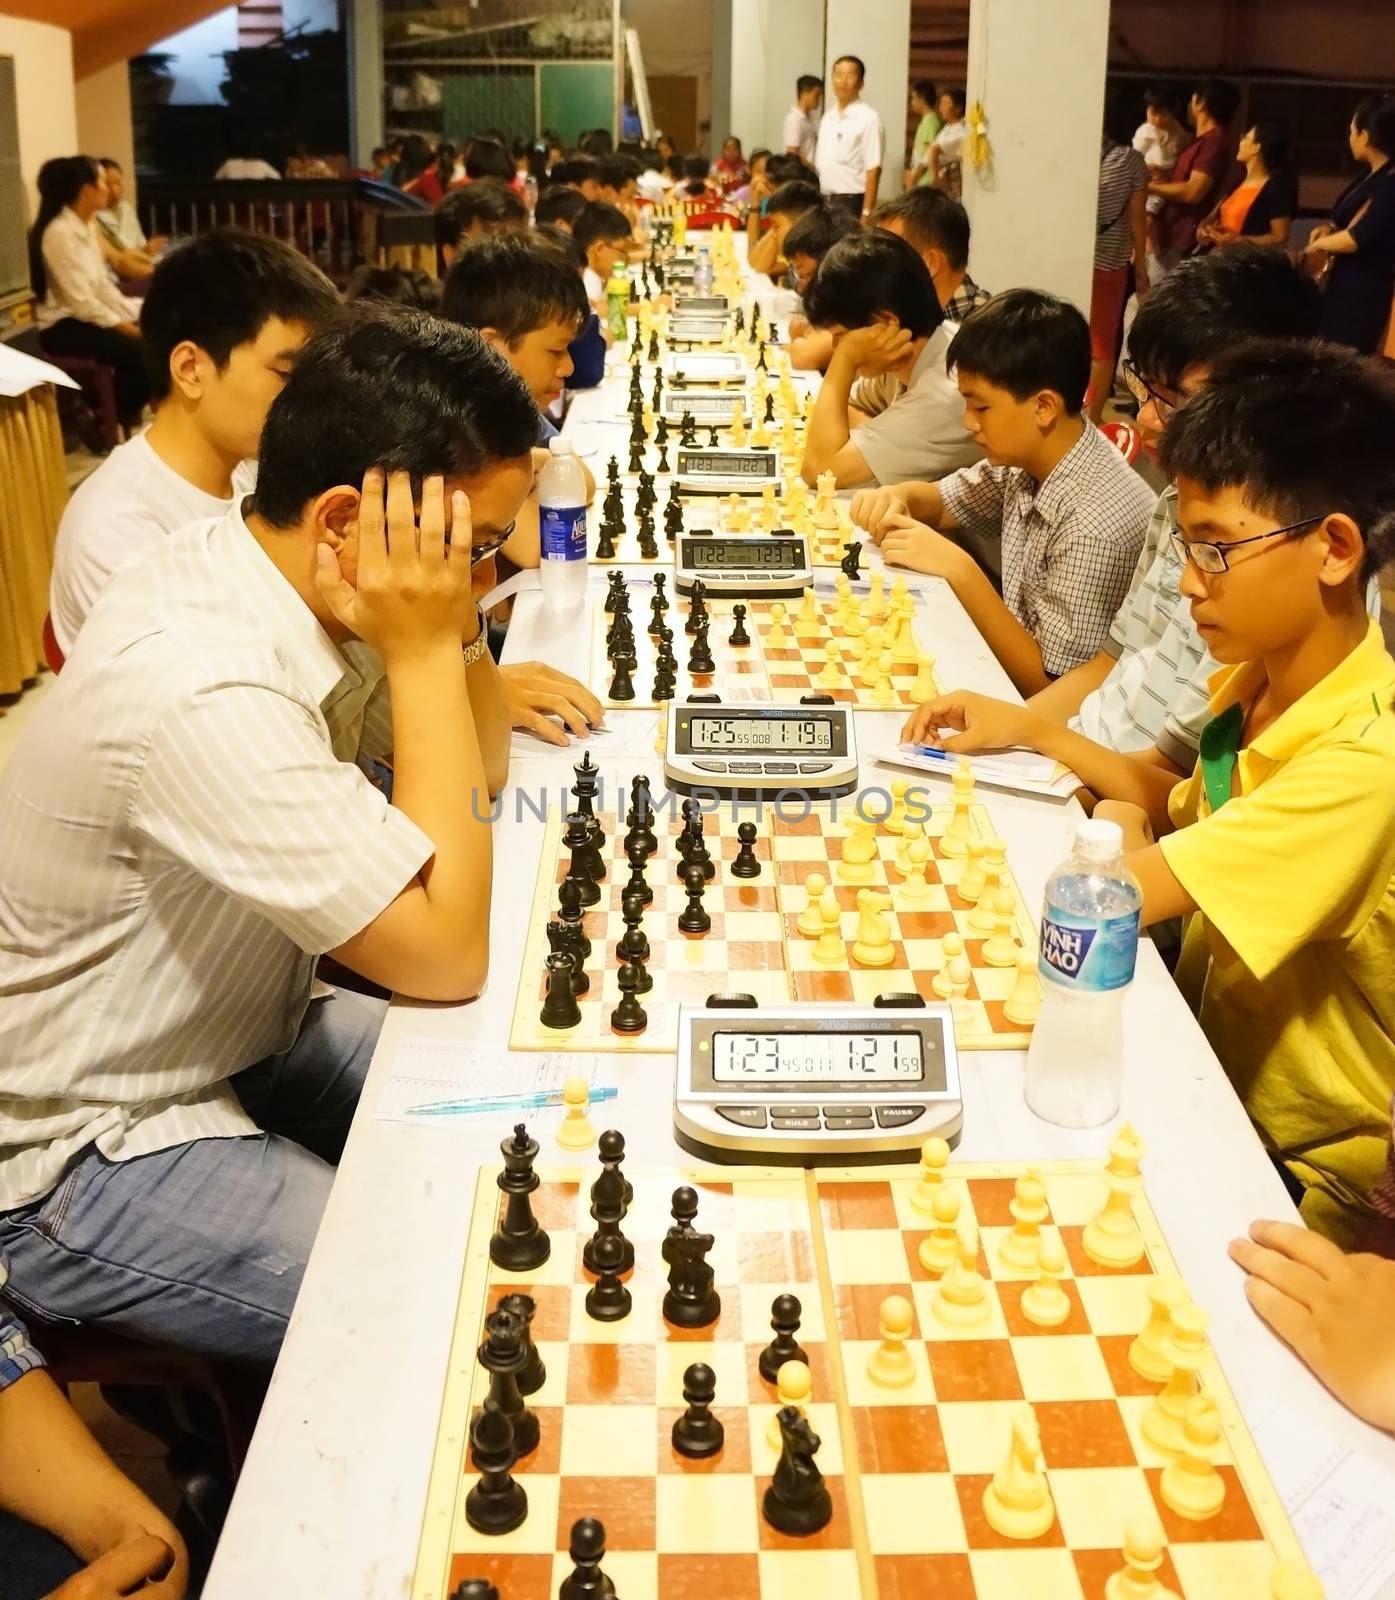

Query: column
left=963, top=0, right=1110, bottom=311
left=824, top=0, right=910, bottom=203
left=346, top=0, right=383, bottom=169
left=712, top=0, right=825, bottom=160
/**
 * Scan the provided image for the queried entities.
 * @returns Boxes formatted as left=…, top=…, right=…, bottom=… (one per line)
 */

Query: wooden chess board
left=411, top=1160, right=1308, bottom=1600
left=508, top=793, right=1033, bottom=1055
left=588, top=585, right=942, bottom=713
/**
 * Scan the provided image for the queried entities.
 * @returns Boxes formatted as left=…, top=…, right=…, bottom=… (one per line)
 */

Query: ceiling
left=6, top=0, right=235, bottom=77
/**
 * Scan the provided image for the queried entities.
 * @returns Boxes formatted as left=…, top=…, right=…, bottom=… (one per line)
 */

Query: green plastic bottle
left=606, top=268, right=630, bottom=342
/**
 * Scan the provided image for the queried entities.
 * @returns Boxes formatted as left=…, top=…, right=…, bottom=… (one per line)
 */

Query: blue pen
left=407, top=1084, right=619, bottom=1118
left=911, top=744, right=954, bottom=764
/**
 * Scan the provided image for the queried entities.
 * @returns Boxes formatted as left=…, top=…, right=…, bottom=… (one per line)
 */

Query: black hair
left=782, top=205, right=857, bottom=269
left=665, top=154, right=685, bottom=180
left=681, top=154, right=711, bottom=184
left=344, top=264, right=441, bottom=312
left=1142, top=83, right=1180, bottom=116
left=597, top=154, right=641, bottom=192
left=1158, top=339, right=1395, bottom=582
left=552, top=154, right=599, bottom=189
left=768, top=154, right=819, bottom=187
left=1354, top=95, right=1395, bottom=158
left=535, top=184, right=587, bottom=229
left=1248, top=120, right=1291, bottom=174
left=371, top=146, right=389, bottom=163
left=434, top=179, right=527, bottom=249
left=578, top=128, right=614, bottom=156
left=253, top=307, right=538, bottom=529
left=749, top=147, right=771, bottom=168
left=396, top=134, right=435, bottom=184
left=464, top=138, right=513, bottom=183
left=720, top=134, right=744, bottom=153
left=1103, top=87, right=1139, bottom=150
left=138, top=229, right=337, bottom=402
left=435, top=141, right=457, bottom=190
left=98, top=156, right=121, bottom=171
left=796, top=74, right=823, bottom=96
left=440, top=232, right=587, bottom=345
left=29, top=155, right=100, bottom=300
left=941, top=86, right=967, bottom=117
left=573, top=201, right=632, bottom=256
left=1194, top=78, right=1240, bottom=127
left=946, top=289, right=1090, bottom=413
left=871, top=187, right=970, bottom=271
left=803, top=228, right=942, bottom=340
left=1128, top=243, right=1321, bottom=391
left=767, top=179, right=822, bottom=221
left=832, top=55, right=866, bottom=83
left=912, top=79, right=937, bottom=105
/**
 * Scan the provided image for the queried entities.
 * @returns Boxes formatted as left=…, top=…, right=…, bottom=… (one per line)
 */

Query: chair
left=1100, top=420, right=1142, bottom=465
left=41, top=614, right=64, bottom=676
left=682, top=209, right=741, bottom=232
left=45, top=354, right=121, bottom=453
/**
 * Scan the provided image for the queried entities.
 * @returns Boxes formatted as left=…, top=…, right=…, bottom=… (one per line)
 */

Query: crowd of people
left=7, top=63, right=1395, bottom=1600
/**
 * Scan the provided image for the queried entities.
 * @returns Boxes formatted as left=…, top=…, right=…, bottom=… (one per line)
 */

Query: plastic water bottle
left=693, top=245, right=714, bottom=294
left=1023, top=818, right=1142, bottom=1128
left=537, top=437, right=589, bottom=613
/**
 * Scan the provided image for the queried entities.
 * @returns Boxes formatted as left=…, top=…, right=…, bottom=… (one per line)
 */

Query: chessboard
left=588, top=573, right=942, bottom=714
left=410, top=1140, right=1311, bottom=1600
left=507, top=767, right=1037, bottom=1056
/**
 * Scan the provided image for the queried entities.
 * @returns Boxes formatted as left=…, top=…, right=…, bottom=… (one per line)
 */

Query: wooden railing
left=135, top=177, right=436, bottom=281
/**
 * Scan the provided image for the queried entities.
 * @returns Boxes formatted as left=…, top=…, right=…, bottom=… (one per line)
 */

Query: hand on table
left=1229, top=1219, right=1395, bottom=1433
left=900, top=689, right=1038, bottom=754
left=1093, top=799, right=1154, bottom=850
left=44, top=1533, right=182, bottom=1599
left=500, top=662, right=604, bottom=746
left=878, top=514, right=969, bottom=581
left=833, top=322, right=914, bottom=376
left=848, top=487, right=909, bottom=542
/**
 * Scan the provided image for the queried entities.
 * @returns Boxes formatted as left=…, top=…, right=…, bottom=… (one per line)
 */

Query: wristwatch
left=461, top=604, right=490, bottom=667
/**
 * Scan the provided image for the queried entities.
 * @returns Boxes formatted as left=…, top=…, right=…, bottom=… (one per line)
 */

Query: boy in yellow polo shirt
left=1096, top=340, right=1395, bottom=1244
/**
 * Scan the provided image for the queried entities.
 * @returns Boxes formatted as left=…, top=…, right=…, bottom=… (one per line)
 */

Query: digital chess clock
left=660, top=388, right=748, bottom=425
left=675, top=446, right=781, bottom=494
left=665, top=351, right=747, bottom=386
left=669, top=315, right=729, bottom=344
left=663, top=699, right=858, bottom=797
left=674, top=998, right=963, bottom=1164
left=674, top=532, right=812, bottom=596
left=673, top=294, right=729, bottom=314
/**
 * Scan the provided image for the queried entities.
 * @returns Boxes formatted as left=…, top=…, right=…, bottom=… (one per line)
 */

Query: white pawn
left=794, top=586, right=819, bottom=639
left=998, top=1169, right=1049, bottom=1271
left=1160, top=1395, right=1226, bottom=1521
left=909, top=653, right=937, bottom=705
left=893, top=818, right=924, bottom=878
left=982, top=1404, right=1055, bottom=1541
left=1003, top=947, right=1043, bottom=1026
left=898, top=838, right=935, bottom=907
left=767, top=602, right=789, bottom=646
left=931, top=1220, right=990, bottom=1325
left=956, top=839, right=988, bottom=904
left=909, top=1135, right=950, bottom=1215
left=837, top=815, right=879, bottom=883
left=885, top=778, right=909, bottom=835
left=931, top=931, right=965, bottom=999
left=857, top=626, right=886, bottom=686
left=1141, top=1303, right=1211, bottom=1457
left=1269, top=1565, right=1326, bottom=1600
left=968, top=840, right=1006, bottom=933
left=983, top=886, right=1020, bottom=967
left=947, top=955, right=975, bottom=1031
left=917, top=1185, right=962, bottom=1274
left=871, top=650, right=897, bottom=707
left=796, top=871, right=828, bottom=938
left=812, top=888, right=846, bottom=965
left=1129, top=1277, right=1188, bottom=1383
left=851, top=888, right=895, bottom=967
left=867, top=1293, right=917, bottom=1388
left=940, top=758, right=975, bottom=858
left=816, top=641, right=842, bottom=688
left=1104, top=1516, right=1181, bottom=1600
left=554, top=1075, right=597, bottom=1150
left=865, top=571, right=886, bottom=620
left=1021, top=1236, right=1071, bottom=1328
left=765, top=1358, right=812, bottom=1448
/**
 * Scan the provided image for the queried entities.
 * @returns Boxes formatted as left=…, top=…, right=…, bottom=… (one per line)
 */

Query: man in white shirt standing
left=814, top=55, right=884, bottom=225
left=782, top=75, right=823, bottom=166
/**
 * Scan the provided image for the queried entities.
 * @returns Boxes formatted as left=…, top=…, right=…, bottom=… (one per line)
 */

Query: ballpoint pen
left=406, top=1084, right=619, bottom=1118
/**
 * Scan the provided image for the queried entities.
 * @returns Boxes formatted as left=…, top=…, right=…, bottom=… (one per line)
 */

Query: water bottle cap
left=548, top=437, right=576, bottom=457
left=1075, top=818, right=1123, bottom=862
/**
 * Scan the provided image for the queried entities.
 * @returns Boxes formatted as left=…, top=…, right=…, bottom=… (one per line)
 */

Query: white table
left=206, top=299, right=1395, bottom=1600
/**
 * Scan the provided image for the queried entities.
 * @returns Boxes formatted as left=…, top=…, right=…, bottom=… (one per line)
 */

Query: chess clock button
left=875, top=1105, right=926, bottom=1127
left=823, top=1105, right=875, bottom=1120
left=728, top=762, right=763, bottom=774
left=716, top=1104, right=768, bottom=1128
left=770, top=1115, right=821, bottom=1131
left=763, top=762, right=797, bottom=774
left=782, top=1105, right=821, bottom=1117
left=692, top=760, right=729, bottom=773
left=825, top=1116, right=876, bottom=1131
left=798, top=762, right=833, bottom=774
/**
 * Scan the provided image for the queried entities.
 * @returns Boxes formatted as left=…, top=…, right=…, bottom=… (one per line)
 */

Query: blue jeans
left=0, top=1508, right=81, bottom=1600
left=0, top=987, right=385, bottom=1369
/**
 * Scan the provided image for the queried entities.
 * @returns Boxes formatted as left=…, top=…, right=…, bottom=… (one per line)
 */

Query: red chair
left=45, top=353, right=122, bottom=453
left=682, top=209, right=741, bottom=232
left=1100, top=420, right=1142, bottom=465
left=42, top=613, right=64, bottom=675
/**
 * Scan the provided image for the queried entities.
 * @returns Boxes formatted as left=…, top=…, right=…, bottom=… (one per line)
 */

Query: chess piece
left=677, top=861, right=711, bottom=934
left=609, top=961, right=648, bottom=1034
left=794, top=586, right=820, bottom=638
left=956, top=839, right=988, bottom=903
left=816, top=641, right=842, bottom=688
left=759, top=1293, right=810, bottom=1383
left=1142, top=1302, right=1211, bottom=1457
left=947, top=955, right=975, bottom=1031
left=762, top=1408, right=833, bottom=1537
left=892, top=819, right=924, bottom=878
left=885, top=777, right=909, bottom=834
left=839, top=539, right=863, bottom=580
left=687, top=622, right=716, bottom=676
left=1160, top=1395, right=1226, bottom=1520
left=766, top=602, right=789, bottom=647
left=662, top=1186, right=721, bottom=1328
left=998, top=1169, right=1050, bottom=1271
left=451, top=1582, right=500, bottom=1600
left=654, top=704, right=668, bottom=756
left=564, top=813, right=603, bottom=908
left=582, top=1127, right=634, bottom=1272
left=812, top=887, right=846, bottom=965
left=555, top=1075, right=597, bottom=1149
left=463, top=1398, right=527, bottom=1535
left=607, top=654, right=636, bottom=702
left=672, top=1361, right=725, bottom=1459
left=932, top=932, right=965, bottom=1001
left=728, top=602, right=751, bottom=647
left=931, top=1220, right=990, bottom=1326
left=796, top=871, right=827, bottom=937
left=870, top=651, right=897, bottom=708
left=1083, top=1124, right=1147, bottom=1268
left=917, top=1185, right=961, bottom=1275
left=969, top=840, right=1008, bottom=933
left=1129, top=1277, right=1189, bottom=1383
left=910, top=653, right=937, bottom=704
left=983, top=886, right=1020, bottom=967
left=496, top=1291, right=546, bottom=1396
left=1104, top=1516, right=1181, bottom=1600
left=1003, top=947, right=1043, bottom=1026
left=731, top=820, right=762, bottom=878
left=765, top=1357, right=812, bottom=1448
left=898, top=837, right=934, bottom=907
left=584, top=1228, right=633, bottom=1322
left=1020, top=1236, right=1071, bottom=1328
left=477, top=1307, right=539, bottom=1458
left=982, top=1404, right=1056, bottom=1541
left=1269, top=1565, right=1326, bottom=1600
left=558, top=1516, right=616, bottom=1600
left=865, top=570, right=886, bottom=620
left=837, top=815, right=878, bottom=884
left=851, top=888, right=895, bottom=967
left=489, top=1124, right=550, bottom=1271
left=866, top=1294, right=917, bottom=1388
left=941, top=758, right=975, bottom=858
left=540, top=952, right=583, bottom=1030
left=909, top=1135, right=951, bottom=1214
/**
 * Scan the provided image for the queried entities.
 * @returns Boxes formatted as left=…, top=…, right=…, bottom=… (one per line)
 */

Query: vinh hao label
left=1038, top=906, right=1139, bottom=992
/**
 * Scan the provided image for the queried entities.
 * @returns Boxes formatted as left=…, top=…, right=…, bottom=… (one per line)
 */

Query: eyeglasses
left=1169, top=515, right=1323, bottom=575
left=1121, top=360, right=1178, bottom=422
left=447, top=516, right=515, bottom=564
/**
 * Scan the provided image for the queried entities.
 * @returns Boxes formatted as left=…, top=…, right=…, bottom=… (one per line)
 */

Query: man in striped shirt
left=0, top=309, right=537, bottom=1366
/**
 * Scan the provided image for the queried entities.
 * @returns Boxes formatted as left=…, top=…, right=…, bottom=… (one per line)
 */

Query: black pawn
left=558, top=1516, right=616, bottom=1600
left=610, top=961, right=648, bottom=1034
left=489, top=1124, right=550, bottom=1271
left=463, top=1399, right=527, bottom=1536
left=728, top=603, right=751, bottom=647
left=498, top=1290, right=546, bottom=1396
left=677, top=862, right=711, bottom=934
left=671, top=1362, right=725, bottom=1459
left=614, top=889, right=651, bottom=971
left=477, top=1306, right=539, bottom=1458
left=623, top=841, right=654, bottom=909
left=759, top=1293, right=810, bottom=1384
left=450, top=1581, right=499, bottom=1600
left=540, top=951, right=582, bottom=1029
left=584, top=1229, right=632, bottom=1322
left=608, top=656, right=636, bottom=702
left=731, top=821, right=762, bottom=879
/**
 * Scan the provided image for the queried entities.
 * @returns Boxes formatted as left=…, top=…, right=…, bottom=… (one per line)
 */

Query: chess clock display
left=659, top=386, right=749, bottom=424
left=674, top=446, right=781, bottom=494
left=674, top=999, right=964, bottom=1163
left=673, top=531, right=813, bottom=596
left=663, top=699, right=858, bottom=796
left=672, top=294, right=729, bottom=314
left=669, top=314, right=729, bottom=344
left=664, top=350, right=747, bottom=386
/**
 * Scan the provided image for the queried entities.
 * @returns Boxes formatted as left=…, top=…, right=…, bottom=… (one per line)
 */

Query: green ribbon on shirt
left=1198, top=701, right=1245, bottom=815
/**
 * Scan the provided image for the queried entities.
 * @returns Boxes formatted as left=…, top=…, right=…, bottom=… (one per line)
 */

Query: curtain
left=0, top=386, right=67, bottom=695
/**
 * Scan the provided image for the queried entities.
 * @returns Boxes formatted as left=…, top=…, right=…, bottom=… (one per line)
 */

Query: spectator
left=1197, top=123, right=1297, bottom=250
left=905, top=79, right=942, bottom=188
left=1149, top=78, right=1240, bottom=270
left=369, top=146, right=394, bottom=180
left=678, top=155, right=720, bottom=203
left=435, top=140, right=461, bottom=191
left=552, top=155, right=602, bottom=202
left=738, top=148, right=772, bottom=209
left=930, top=88, right=968, bottom=201
left=396, top=134, right=443, bottom=204
left=783, top=75, right=824, bottom=166
left=815, top=55, right=884, bottom=224
left=344, top=264, right=441, bottom=311
left=464, top=138, right=516, bottom=186
left=214, top=150, right=280, bottom=180
left=711, top=136, right=749, bottom=195
left=95, top=158, right=163, bottom=262
left=635, top=146, right=672, bottom=202
left=1089, top=99, right=1150, bottom=422
left=1303, top=96, right=1395, bottom=355
left=579, top=128, right=613, bottom=157
left=1133, top=84, right=1186, bottom=226
left=535, top=184, right=588, bottom=231
left=29, top=155, right=148, bottom=432
left=434, top=179, right=528, bottom=268
left=871, top=187, right=991, bottom=322
left=597, top=154, right=642, bottom=208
